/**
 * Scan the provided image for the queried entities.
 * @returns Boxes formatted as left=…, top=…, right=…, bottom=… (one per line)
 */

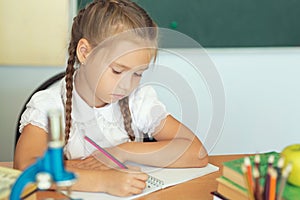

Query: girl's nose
left=118, top=73, right=132, bottom=90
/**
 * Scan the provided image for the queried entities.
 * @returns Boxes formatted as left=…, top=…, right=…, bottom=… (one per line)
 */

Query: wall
left=0, top=47, right=299, bottom=161
left=143, top=47, right=300, bottom=155
left=207, top=47, right=300, bottom=154
left=0, top=0, right=70, bottom=66
left=0, top=66, right=64, bottom=161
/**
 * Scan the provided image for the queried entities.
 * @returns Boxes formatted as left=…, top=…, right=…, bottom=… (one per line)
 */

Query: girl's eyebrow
left=137, top=66, right=149, bottom=71
left=113, top=62, right=130, bottom=69
left=114, top=62, right=149, bottom=71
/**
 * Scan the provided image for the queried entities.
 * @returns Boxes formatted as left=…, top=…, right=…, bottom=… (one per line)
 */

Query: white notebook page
left=66, top=163, right=219, bottom=200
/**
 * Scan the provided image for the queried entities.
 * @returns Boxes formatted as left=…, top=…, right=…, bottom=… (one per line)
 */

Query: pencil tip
left=244, top=157, right=251, bottom=166
left=277, top=157, right=285, bottom=168
left=268, top=155, right=275, bottom=164
left=254, top=154, right=260, bottom=163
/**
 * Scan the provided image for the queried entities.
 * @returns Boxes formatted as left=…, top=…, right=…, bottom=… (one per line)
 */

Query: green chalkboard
left=77, top=0, right=300, bottom=47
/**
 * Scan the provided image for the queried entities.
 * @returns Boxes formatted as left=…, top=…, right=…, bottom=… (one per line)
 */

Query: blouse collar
left=61, top=75, right=122, bottom=123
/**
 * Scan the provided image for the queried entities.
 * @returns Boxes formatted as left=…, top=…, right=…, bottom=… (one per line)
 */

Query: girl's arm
left=14, top=125, right=48, bottom=170
left=113, top=115, right=208, bottom=168
left=14, top=124, right=148, bottom=196
left=65, top=162, right=148, bottom=196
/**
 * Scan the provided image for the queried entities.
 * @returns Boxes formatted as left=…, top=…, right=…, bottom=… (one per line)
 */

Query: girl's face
left=93, top=49, right=151, bottom=107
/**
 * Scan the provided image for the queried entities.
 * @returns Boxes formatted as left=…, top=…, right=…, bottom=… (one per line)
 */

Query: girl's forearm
left=65, top=162, right=106, bottom=192
left=116, top=138, right=208, bottom=168
left=65, top=161, right=148, bottom=196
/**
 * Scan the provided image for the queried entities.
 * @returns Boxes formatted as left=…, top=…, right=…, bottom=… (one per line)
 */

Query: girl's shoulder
left=27, top=79, right=64, bottom=110
left=19, top=79, right=65, bottom=134
left=129, top=85, right=158, bottom=101
left=128, top=85, right=168, bottom=135
left=129, top=85, right=167, bottom=114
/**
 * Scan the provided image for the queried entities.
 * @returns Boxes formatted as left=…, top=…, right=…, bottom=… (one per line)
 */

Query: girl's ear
left=76, top=38, right=92, bottom=64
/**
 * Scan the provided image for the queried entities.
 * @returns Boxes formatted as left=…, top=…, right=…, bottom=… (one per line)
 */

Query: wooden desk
left=139, top=154, right=246, bottom=200
left=1, top=154, right=246, bottom=200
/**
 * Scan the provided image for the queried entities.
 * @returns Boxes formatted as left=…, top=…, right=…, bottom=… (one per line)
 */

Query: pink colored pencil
left=84, top=135, right=127, bottom=169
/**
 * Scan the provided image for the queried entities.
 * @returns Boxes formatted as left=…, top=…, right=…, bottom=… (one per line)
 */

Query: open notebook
left=66, top=163, right=218, bottom=200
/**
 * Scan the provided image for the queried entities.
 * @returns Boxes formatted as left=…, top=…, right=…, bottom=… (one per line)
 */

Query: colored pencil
left=244, top=157, right=254, bottom=191
left=84, top=135, right=127, bottom=169
left=268, top=168, right=277, bottom=200
left=241, top=164, right=255, bottom=200
left=84, top=135, right=165, bottom=188
left=276, top=157, right=284, bottom=182
left=277, top=163, right=292, bottom=200
left=253, top=166, right=262, bottom=200
left=254, top=154, right=261, bottom=176
left=264, top=168, right=271, bottom=200
left=267, top=155, right=275, bottom=169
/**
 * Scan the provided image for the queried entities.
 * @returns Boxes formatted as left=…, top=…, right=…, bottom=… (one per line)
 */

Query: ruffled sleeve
left=19, top=83, right=64, bottom=134
left=129, top=85, right=169, bottom=137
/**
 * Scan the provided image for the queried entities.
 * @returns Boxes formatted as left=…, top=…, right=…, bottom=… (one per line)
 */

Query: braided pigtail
left=119, top=97, right=135, bottom=141
left=64, top=48, right=75, bottom=145
left=64, top=7, right=87, bottom=145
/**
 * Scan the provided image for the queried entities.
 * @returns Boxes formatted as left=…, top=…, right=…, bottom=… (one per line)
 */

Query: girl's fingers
left=122, top=168, right=148, bottom=181
left=75, top=156, right=110, bottom=170
left=135, top=172, right=149, bottom=182
left=132, top=178, right=148, bottom=190
left=119, top=176, right=147, bottom=196
left=126, top=165, right=141, bottom=171
left=102, top=169, right=149, bottom=196
left=128, top=174, right=149, bottom=195
left=89, top=162, right=110, bottom=170
left=129, top=186, right=144, bottom=195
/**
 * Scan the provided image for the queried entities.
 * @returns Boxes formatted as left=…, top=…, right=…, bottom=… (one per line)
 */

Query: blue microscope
left=10, top=110, right=77, bottom=200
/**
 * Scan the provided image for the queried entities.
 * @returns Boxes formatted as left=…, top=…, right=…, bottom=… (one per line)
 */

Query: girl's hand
left=90, top=149, right=127, bottom=168
left=102, top=168, right=148, bottom=196
left=65, top=156, right=148, bottom=196
left=66, top=156, right=110, bottom=170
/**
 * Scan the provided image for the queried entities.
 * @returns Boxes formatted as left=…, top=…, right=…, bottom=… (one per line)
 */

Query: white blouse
left=20, top=78, right=168, bottom=159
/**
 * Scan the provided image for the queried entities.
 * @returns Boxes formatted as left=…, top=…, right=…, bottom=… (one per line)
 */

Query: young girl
left=14, top=0, right=208, bottom=197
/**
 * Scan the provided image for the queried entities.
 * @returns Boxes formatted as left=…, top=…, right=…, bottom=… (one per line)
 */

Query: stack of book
left=0, top=166, right=36, bottom=200
left=213, top=152, right=300, bottom=200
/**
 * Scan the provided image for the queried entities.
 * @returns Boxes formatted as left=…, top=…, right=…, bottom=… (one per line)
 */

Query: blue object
left=10, top=146, right=76, bottom=200
left=10, top=110, right=76, bottom=200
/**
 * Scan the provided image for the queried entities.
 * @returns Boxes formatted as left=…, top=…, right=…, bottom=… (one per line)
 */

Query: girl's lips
left=112, top=94, right=125, bottom=99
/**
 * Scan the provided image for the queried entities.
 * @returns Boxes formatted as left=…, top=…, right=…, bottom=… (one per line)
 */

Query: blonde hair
left=65, top=0, right=157, bottom=144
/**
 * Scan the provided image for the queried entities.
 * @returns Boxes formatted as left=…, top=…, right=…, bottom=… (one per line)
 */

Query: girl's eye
left=112, top=68, right=122, bottom=74
left=134, top=72, right=143, bottom=77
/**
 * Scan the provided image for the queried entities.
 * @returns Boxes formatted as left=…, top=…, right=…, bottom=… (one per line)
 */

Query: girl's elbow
left=13, top=156, right=37, bottom=171
left=13, top=161, right=28, bottom=171
left=197, top=154, right=209, bottom=167
left=196, top=145, right=209, bottom=167
left=186, top=153, right=208, bottom=168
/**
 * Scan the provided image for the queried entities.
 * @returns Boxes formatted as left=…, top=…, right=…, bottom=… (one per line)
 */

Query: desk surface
left=1, top=154, right=247, bottom=200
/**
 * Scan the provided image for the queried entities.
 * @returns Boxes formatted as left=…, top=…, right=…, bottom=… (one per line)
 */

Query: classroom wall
left=0, top=0, right=70, bottom=66
left=0, top=47, right=299, bottom=161
left=207, top=47, right=300, bottom=154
